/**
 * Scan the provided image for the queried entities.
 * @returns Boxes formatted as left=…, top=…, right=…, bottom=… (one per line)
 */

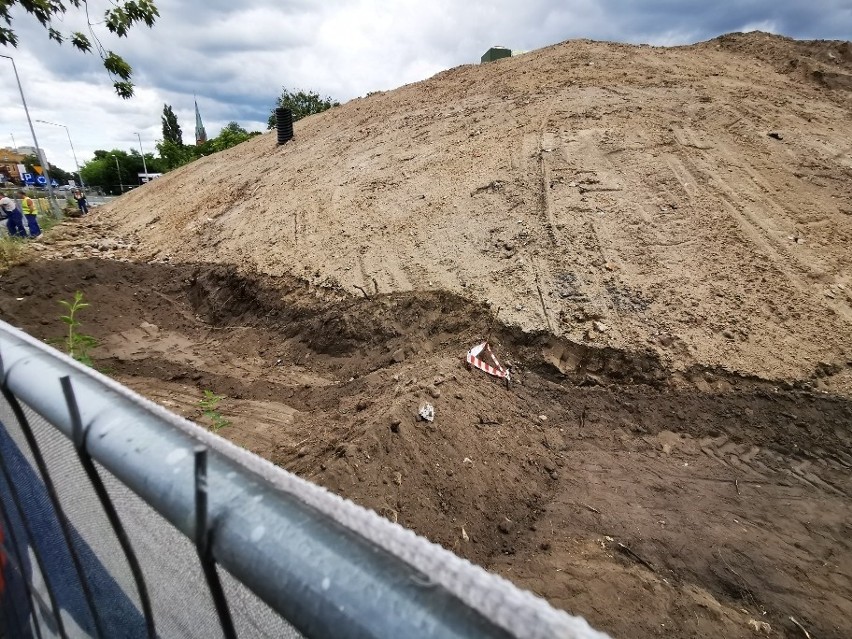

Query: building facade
left=15, top=146, right=46, bottom=162
left=0, top=148, right=26, bottom=184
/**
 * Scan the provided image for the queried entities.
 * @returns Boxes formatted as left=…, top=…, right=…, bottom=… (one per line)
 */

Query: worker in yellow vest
left=18, top=190, right=40, bottom=238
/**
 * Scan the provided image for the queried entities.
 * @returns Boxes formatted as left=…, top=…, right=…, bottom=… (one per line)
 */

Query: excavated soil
left=0, top=219, right=850, bottom=638
left=1, top=31, right=851, bottom=639
left=101, top=31, right=852, bottom=394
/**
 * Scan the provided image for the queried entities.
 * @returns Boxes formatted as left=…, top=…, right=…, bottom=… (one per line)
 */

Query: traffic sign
left=51, top=180, right=58, bottom=187
left=23, top=173, right=34, bottom=184
left=36, top=176, right=46, bottom=185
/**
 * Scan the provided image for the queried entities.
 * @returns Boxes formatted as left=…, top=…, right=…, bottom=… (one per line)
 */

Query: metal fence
left=0, top=320, right=608, bottom=639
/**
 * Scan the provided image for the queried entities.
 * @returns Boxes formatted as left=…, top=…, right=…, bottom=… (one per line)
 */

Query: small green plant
left=39, top=210, right=63, bottom=234
left=0, top=235, right=26, bottom=271
left=59, top=291, right=98, bottom=366
left=199, top=390, right=230, bottom=431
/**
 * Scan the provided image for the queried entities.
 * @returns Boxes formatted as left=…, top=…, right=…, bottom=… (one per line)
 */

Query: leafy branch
left=267, top=87, right=340, bottom=129
left=0, top=1, right=159, bottom=98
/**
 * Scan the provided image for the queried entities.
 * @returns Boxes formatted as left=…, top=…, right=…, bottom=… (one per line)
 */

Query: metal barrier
left=0, top=320, right=608, bottom=639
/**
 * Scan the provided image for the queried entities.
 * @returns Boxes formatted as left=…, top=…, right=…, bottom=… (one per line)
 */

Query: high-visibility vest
left=21, top=197, right=35, bottom=215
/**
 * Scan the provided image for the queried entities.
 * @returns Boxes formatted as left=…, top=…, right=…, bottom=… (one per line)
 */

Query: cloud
left=0, top=0, right=849, bottom=173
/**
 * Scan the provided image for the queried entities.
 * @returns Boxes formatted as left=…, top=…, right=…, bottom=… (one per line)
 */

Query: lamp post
left=35, top=119, right=84, bottom=190
left=112, top=154, right=124, bottom=194
left=0, top=54, right=59, bottom=216
left=134, top=132, right=148, bottom=184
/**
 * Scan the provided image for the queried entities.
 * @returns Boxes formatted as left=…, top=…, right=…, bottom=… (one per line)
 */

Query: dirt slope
left=1, top=220, right=850, bottom=637
left=103, top=31, right=852, bottom=391
left=34, top=34, right=849, bottom=636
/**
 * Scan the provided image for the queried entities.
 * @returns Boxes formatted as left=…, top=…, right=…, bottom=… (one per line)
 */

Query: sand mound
left=708, top=31, right=852, bottom=92
left=103, top=32, right=852, bottom=390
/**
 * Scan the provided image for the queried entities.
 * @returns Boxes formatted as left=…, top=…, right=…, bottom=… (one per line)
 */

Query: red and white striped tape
left=465, top=342, right=511, bottom=381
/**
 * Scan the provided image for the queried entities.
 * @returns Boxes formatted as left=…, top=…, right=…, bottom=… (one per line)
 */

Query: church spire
left=194, top=96, right=207, bottom=145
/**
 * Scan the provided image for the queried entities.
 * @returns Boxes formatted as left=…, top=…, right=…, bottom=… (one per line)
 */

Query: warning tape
left=465, top=342, right=511, bottom=381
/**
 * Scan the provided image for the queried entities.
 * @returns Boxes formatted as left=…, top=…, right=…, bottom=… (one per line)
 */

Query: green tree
left=161, top=104, right=183, bottom=146
left=156, top=139, right=193, bottom=171
left=81, top=148, right=162, bottom=194
left=267, top=88, right=340, bottom=129
left=212, top=122, right=252, bottom=152
left=0, top=1, right=159, bottom=98
left=195, top=139, right=215, bottom=157
left=152, top=119, right=263, bottom=175
left=79, top=159, right=109, bottom=193
left=49, top=165, right=73, bottom=185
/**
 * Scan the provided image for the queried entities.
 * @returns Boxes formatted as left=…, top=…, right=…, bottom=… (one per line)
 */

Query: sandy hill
left=5, top=31, right=851, bottom=639
left=104, top=31, right=852, bottom=389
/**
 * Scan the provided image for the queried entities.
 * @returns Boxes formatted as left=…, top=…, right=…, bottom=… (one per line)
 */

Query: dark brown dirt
left=1, top=248, right=850, bottom=639
left=100, top=31, right=852, bottom=397
left=7, top=31, right=843, bottom=638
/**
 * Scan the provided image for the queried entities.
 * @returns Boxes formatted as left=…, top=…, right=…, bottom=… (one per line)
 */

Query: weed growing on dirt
left=39, top=213, right=63, bottom=235
left=0, top=235, right=26, bottom=271
left=199, top=390, right=230, bottom=431
left=59, top=291, right=98, bottom=366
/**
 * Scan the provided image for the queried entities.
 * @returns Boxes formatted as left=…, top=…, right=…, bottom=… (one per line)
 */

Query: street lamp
left=0, top=54, right=59, bottom=216
left=35, top=119, right=84, bottom=190
left=134, top=132, right=148, bottom=183
left=111, top=154, right=124, bottom=194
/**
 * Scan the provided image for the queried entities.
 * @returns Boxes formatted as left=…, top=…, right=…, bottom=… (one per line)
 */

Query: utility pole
left=135, top=132, right=148, bottom=183
left=0, top=54, right=60, bottom=217
left=112, top=154, right=124, bottom=194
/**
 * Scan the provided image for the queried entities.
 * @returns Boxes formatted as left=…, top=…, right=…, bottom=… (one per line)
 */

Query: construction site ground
left=1, top=31, right=851, bottom=639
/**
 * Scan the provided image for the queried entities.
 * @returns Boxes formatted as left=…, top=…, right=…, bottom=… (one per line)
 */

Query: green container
left=481, top=47, right=512, bottom=63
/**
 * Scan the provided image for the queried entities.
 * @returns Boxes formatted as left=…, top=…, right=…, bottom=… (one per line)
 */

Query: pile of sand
left=103, top=31, right=852, bottom=390
left=6, top=35, right=852, bottom=635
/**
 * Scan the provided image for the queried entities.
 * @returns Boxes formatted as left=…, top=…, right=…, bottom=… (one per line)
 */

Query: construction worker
left=18, top=190, right=40, bottom=237
left=0, top=193, right=26, bottom=238
left=74, top=190, right=89, bottom=215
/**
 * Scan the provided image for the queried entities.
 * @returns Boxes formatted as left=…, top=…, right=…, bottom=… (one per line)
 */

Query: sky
left=0, top=0, right=850, bottom=174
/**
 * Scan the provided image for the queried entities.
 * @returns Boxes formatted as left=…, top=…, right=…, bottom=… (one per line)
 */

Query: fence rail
left=0, top=320, right=607, bottom=639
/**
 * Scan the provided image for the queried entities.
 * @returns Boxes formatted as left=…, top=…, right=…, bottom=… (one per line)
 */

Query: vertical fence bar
left=61, top=376, right=157, bottom=639
left=0, top=504, right=39, bottom=639
left=0, top=351, right=65, bottom=638
left=0, top=433, right=66, bottom=638
left=0, top=509, right=29, bottom=639
left=195, top=447, right=237, bottom=639
left=0, top=387, right=104, bottom=639
left=0, top=450, right=47, bottom=639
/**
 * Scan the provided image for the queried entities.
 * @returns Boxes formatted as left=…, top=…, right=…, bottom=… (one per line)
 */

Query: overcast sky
left=0, top=0, right=850, bottom=174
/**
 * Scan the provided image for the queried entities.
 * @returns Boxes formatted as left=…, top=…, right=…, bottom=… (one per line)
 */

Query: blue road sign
left=23, top=172, right=34, bottom=184
left=36, top=176, right=46, bottom=185
left=51, top=179, right=58, bottom=187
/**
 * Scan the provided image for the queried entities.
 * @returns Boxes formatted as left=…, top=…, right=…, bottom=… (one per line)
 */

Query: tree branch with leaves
left=0, top=0, right=159, bottom=98
left=267, top=87, right=340, bottom=129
